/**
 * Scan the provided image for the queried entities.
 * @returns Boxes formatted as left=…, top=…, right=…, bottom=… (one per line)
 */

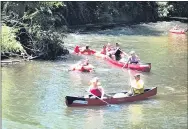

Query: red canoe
left=73, top=46, right=96, bottom=55
left=169, top=29, right=186, bottom=34
left=70, top=64, right=94, bottom=72
left=65, top=87, right=157, bottom=107
left=105, top=56, right=151, bottom=72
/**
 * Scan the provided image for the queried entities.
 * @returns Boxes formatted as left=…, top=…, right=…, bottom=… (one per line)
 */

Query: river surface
left=2, top=21, right=187, bottom=129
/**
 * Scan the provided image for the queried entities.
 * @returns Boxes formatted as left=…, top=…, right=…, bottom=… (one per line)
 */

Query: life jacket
left=90, top=88, right=102, bottom=97
left=129, top=55, right=139, bottom=63
left=133, top=80, right=144, bottom=94
left=74, top=46, right=80, bottom=53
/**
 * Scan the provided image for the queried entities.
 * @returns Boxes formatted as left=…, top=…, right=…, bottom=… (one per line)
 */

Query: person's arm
left=130, top=80, right=134, bottom=87
left=119, top=49, right=129, bottom=57
left=127, top=56, right=131, bottom=64
left=123, top=52, right=129, bottom=57
left=87, top=86, right=92, bottom=92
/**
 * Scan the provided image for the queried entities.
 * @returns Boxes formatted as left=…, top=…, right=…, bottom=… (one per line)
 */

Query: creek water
left=2, top=21, right=187, bottom=129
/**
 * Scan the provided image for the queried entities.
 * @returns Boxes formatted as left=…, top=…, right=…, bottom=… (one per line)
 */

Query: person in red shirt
left=87, top=77, right=105, bottom=98
left=100, top=45, right=107, bottom=55
left=74, top=46, right=80, bottom=54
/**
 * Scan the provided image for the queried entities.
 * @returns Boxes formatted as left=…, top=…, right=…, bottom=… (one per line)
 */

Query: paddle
left=86, top=90, right=111, bottom=106
left=122, top=65, right=134, bottom=96
left=122, top=63, right=128, bottom=69
left=128, top=69, right=134, bottom=96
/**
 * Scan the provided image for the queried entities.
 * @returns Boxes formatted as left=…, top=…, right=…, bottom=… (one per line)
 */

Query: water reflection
left=168, top=33, right=187, bottom=53
left=84, top=109, right=104, bottom=129
left=64, top=107, right=105, bottom=129
left=128, top=104, right=144, bottom=128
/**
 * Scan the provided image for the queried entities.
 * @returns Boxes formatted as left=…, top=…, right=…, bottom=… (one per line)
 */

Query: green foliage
left=39, top=1, right=64, bottom=8
left=2, top=1, right=68, bottom=59
left=1, top=25, right=24, bottom=53
left=168, top=2, right=188, bottom=17
left=27, top=28, right=67, bottom=59
left=63, top=1, right=159, bottom=25
left=157, top=2, right=171, bottom=17
left=2, top=1, right=187, bottom=60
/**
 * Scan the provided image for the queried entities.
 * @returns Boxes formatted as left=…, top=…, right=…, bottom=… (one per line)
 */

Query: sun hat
left=91, top=77, right=99, bottom=82
left=134, top=73, right=140, bottom=78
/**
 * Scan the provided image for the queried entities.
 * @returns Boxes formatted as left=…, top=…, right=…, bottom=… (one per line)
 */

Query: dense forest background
left=1, top=1, right=188, bottom=60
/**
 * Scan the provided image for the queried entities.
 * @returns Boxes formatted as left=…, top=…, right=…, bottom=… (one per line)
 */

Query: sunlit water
left=2, top=21, right=187, bottom=129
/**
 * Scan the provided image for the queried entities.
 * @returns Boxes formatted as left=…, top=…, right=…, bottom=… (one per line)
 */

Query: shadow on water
left=73, top=21, right=187, bottom=37
left=80, top=25, right=164, bottom=36
left=76, top=22, right=173, bottom=37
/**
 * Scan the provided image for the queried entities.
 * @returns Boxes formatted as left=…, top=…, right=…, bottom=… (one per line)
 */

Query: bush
left=1, top=25, right=24, bottom=53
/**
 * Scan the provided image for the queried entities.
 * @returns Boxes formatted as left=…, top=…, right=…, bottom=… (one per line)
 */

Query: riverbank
left=2, top=18, right=187, bottom=62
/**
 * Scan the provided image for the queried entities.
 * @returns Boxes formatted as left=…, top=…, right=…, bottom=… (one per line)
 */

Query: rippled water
left=2, top=21, right=187, bottom=129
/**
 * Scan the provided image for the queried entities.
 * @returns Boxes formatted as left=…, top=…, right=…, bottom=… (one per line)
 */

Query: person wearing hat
left=128, top=74, right=144, bottom=96
left=127, top=51, right=140, bottom=64
left=87, top=77, right=105, bottom=98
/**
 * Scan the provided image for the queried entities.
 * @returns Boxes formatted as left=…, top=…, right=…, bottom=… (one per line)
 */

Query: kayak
left=169, top=29, right=186, bottom=34
left=94, top=52, right=151, bottom=72
left=65, top=87, right=157, bottom=107
left=70, top=64, right=94, bottom=72
left=73, top=46, right=96, bottom=55
left=105, top=56, right=151, bottom=72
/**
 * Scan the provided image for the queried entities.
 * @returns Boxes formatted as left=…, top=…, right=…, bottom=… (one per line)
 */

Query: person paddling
left=87, top=77, right=105, bottom=99
left=127, top=74, right=144, bottom=96
left=113, top=43, right=129, bottom=61
left=127, top=51, right=140, bottom=64
left=106, top=43, right=120, bottom=60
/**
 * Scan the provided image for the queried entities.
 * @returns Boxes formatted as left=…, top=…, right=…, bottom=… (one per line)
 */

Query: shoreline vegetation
left=1, top=1, right=188, bottom=62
